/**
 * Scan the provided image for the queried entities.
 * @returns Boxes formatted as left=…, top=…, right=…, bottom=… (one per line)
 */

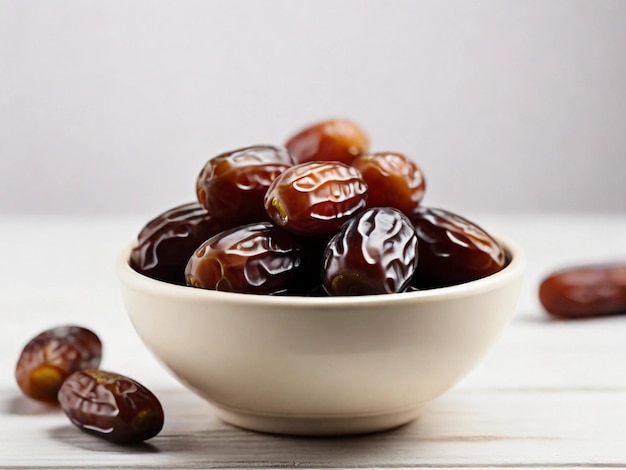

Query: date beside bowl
left=117, top=236, right=524, bottom=436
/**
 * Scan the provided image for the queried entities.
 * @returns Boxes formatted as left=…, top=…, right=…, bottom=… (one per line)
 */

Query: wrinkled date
left=409, top=207, right=506, bottom=288
left=539, top=263, right=626, bottom=318
left=185, top=222, right=301, bottom=294
left=323, top=207, right=418, bottom=295
left=15, top=326, right=102, bottom=403
left=130, top=202, right=230, bottom=285
left=352, top=152, right=426, bottom=216
left=196, top=145, right=293, bottom=225
left=285, top=118, right=369, bottom=165
left=264, top=161, right=368, bottom=236
left=58, top=369, right=164, bottom=444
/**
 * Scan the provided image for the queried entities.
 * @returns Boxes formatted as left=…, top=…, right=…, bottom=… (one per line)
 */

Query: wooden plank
left=1, top=387, right=625, bottom=469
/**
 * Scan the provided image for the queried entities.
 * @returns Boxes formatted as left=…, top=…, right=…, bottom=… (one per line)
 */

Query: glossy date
left=409, top=207, right=506, bottom=288
left=196, top=145, right=293, bottom=225
left=323, top=207, right=418, bottom=295
left=285, top=118, right=369, bottom=165
left=264, top=161, right=368, bottom=236
left=185, top=222, right=301, bottom=294
left=58, top=369, right=164, bottom=444
left=15, top=326, right=102, bottom=403
left=352, top=152, right=426, bottom=215
left=539, top=263, right=626, bottom=318
left=130, top=202, right=230, bottom=285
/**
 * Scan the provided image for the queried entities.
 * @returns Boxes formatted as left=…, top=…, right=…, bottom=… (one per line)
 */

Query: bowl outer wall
left=117, top=237, right=525, bottom=418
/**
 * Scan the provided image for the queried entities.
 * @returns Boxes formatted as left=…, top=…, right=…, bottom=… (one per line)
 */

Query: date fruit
left=185, top=222, right=301, bottom=294
left=264, top=161, right=368, bottom=236
left=539, top=263, right=626, bottom=318
left=130, top=202, right=230, bottom=285
left=352, top=152, right=426, bottom=215
left=285, top=118, right=369, bottom=165
left=196, top=145, right=293, bottom=225
left=58, top=369, right=164, bottom=444
left=15, top=326, right=102, bottom=403
left=323, top=207, right=418, bottom=295
left=409, top=207, right=506, bottom=288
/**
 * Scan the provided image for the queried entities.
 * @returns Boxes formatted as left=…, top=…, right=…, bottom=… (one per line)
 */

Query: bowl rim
left=117, top=236, right=525, bottom=308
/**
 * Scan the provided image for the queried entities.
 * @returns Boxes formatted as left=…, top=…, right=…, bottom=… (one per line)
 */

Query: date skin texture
left=15, top=326, right=102, bottom=404
left=352, top=152, right=426, bottom=216
left=58, top=369, right=164, bottom=444
left=196, top=145, right=293, bottom=225
left=130, top=202, right=230, bottom=285
left=185, top=222, right=301, bottom=294
left=539, top=263, right=626, bottom=318
left=323, top=207, right=418, bottom=295
left=409, top=207, right=506, bottom=288
left=264, top=161, right=368, bottom=236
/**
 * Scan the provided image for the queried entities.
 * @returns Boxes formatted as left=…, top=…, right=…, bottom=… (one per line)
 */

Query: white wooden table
left=1, top=213, right=625, bottom=469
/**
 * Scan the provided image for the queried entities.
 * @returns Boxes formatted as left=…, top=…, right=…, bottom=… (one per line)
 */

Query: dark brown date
left=409, top=207, right=506, bottom=288
left=285, top=118, right=369, bottom=165
left=185, top=222, right=301, bottom=294
left=58, top=369, right=164, bottom=444
left=196, top=145, right=293, bottom=224
left=130, top=202, right=230, bottom=285
left=352, top=152, right=426, bottom=215
left=264, top=161, right=368, bottom=236
left=15, top=326, right=102, bottom=403
left=539, top=263, right=626, bottom=318
left=323, top=207, right=418, bottom=295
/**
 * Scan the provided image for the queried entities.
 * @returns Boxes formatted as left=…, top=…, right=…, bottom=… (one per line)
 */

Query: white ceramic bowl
left=117, top=237, right=524, bottom=436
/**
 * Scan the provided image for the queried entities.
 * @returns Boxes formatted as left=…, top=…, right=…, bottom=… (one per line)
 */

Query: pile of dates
left=131, top=118, right=508, bottom=296
left=15, top=325, right=164, bottom=444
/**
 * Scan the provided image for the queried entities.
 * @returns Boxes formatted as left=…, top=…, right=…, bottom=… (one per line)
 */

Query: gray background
left=1, top=0, right=624, bottom=216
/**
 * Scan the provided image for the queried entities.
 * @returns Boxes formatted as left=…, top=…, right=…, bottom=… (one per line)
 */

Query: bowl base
left=212, top=405, right=424, bottom=436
